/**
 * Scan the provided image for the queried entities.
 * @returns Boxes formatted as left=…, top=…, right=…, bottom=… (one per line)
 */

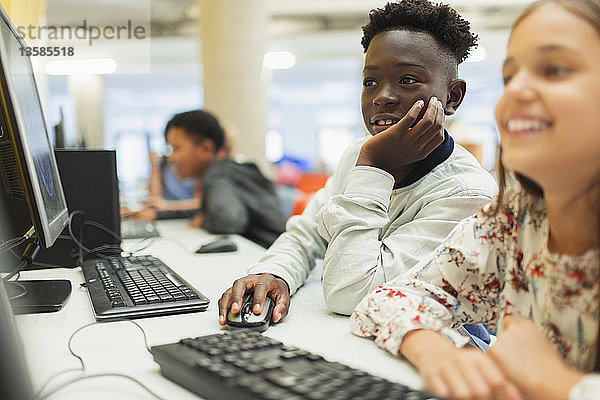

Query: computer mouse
left=226, top=292, right=273, bottom=332
left=195, top=238, right=238, bottom=253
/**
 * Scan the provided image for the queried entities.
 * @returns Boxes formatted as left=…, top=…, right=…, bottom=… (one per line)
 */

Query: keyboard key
left=146, top=296, right=161, bottom=304
left=264, top=371, right=299, bottom=387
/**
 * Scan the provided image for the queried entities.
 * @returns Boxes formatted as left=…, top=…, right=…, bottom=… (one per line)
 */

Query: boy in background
left=128, top=110, right=286, bottom=248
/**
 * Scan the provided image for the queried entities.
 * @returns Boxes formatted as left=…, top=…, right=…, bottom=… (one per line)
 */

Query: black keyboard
left=151, top=330, right=442, bottom=400
left=81, top=255, right=209, bottom=320
left=120, top=219, right=160, bottom=239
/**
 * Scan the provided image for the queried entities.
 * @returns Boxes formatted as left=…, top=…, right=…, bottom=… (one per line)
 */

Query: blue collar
left=394, top=131, right=454, bottom=188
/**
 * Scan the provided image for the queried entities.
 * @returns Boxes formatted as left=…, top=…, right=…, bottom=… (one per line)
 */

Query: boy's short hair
left=361, top=0, right=478, bottom=79
left=165, top=110, right=225, bottom=151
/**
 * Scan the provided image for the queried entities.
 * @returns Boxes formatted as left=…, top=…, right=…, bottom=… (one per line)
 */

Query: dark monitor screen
left=0, top=6, right=68, bottom=248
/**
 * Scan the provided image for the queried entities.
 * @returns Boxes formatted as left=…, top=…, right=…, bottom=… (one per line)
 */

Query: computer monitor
left=0, top=9, right=69, bottom=248
left=0, top=4, right=71, bottom=312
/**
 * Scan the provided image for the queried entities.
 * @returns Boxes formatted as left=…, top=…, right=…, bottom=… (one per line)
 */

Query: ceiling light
left=263, top=51, right=296, bottom=70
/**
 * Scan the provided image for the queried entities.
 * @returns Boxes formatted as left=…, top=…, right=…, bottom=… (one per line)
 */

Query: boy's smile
left=361, top=30, right=452, bottom=136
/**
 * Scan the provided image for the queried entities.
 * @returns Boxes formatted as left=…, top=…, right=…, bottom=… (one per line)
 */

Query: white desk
left=15, top=219, right=423, bottom=399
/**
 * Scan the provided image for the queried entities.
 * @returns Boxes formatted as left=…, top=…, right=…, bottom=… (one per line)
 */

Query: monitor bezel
left=0, top=6, right=69, bottom=248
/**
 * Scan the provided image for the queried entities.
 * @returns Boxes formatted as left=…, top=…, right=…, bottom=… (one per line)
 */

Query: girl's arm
left=351, top=210, right=504, bottom=354
left=401, top=329, right=522, bottom=399
left=350, top=208, right=523, bottom=399
left=488, top=317, right=585, bottom=400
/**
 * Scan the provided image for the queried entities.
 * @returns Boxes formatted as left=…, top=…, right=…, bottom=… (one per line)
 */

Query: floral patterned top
left=351, top=182, right=600, bottom=374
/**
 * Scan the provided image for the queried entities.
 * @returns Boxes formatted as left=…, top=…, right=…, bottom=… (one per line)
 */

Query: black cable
left=67, top=211, right=161, bottom=261
left=84, top=220, right=122, bottom=241
left=88, top=242, right=123, bottom=252
left=124, top=237, right=156, bottom=255
left=87, top=244, right=122, bottom=255
left=9, top=247, right=21, bottom=259
left=0, top=227, right=35, bottom=253
left=1, top=260, right=27, bottom=282
left=67, top=211, right=119, bottom=262
left=2, top=236, right=39, bottom=302
left=0, top=233, right=29, bottom=254
left=66, top=211, right=85, bottom=265
left=0, top=237, right=23, bottom=253
left=2, top=239, right=39, bottom=282
left=5, top=281, right=28, bottom=301
left=66, top=211, right=162, bottom=261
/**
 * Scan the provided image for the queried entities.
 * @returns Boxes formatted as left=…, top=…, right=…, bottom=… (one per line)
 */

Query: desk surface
left=15, top=219, right=422, bottom=400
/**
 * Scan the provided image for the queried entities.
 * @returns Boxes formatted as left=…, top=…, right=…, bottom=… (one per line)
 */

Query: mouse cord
left=122, top=236, right=157, bottom=255
left=154, top=235, right=193, bottom=253
left=36, top=319, right=161, bottom=400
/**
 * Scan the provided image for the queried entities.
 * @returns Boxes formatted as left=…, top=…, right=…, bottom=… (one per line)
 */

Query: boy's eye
left=399, top=77, right=417, bottom=84
left=363, top=78, right=377, bottom=87
left=545, top=65, right=568, bottom=77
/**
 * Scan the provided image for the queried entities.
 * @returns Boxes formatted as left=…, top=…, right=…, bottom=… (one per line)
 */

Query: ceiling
left=40, top=0, right=532, bottom=72
left=45, top=0, right=532, bottom=38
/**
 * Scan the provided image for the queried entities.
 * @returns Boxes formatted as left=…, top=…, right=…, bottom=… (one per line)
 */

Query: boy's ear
left=444, top=79, right=466, bottom=116
left=196, top=138, right=216, bottom=154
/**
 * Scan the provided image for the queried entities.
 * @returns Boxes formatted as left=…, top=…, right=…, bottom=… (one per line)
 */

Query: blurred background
left=0, top=0, right=532, bottom=209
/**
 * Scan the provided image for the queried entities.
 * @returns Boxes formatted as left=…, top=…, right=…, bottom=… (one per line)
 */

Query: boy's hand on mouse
left=357, top=96, right=445, bottom=181
left=488, top=317, right=583, bottom=400
left=218, top=273, right=290, bottom=325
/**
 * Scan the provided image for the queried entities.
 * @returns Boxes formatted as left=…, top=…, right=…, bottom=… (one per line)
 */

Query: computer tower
left=33, top=149, right=121, bottom=267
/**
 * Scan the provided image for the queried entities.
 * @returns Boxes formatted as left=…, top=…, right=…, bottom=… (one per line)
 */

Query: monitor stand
left=7, top=280, right=71, bottom=314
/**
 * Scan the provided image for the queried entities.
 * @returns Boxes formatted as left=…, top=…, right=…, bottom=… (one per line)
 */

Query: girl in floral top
left=350, top=1, right=600, bottom=399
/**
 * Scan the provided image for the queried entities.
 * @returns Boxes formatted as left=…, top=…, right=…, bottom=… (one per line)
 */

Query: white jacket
left=248, top=136, right=498, bottom=315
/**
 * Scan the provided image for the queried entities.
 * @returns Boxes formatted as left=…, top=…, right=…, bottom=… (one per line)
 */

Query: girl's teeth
left=507, top=119, right=547, bottom=131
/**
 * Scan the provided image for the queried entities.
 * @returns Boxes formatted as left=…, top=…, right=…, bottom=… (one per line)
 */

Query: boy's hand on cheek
left=488, top=316, right=583, bottom=400
left=357, top=96, right=445, bottom=181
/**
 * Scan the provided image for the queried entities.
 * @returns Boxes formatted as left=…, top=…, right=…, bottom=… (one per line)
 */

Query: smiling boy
left=218, top=0, right=498, bottom=322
